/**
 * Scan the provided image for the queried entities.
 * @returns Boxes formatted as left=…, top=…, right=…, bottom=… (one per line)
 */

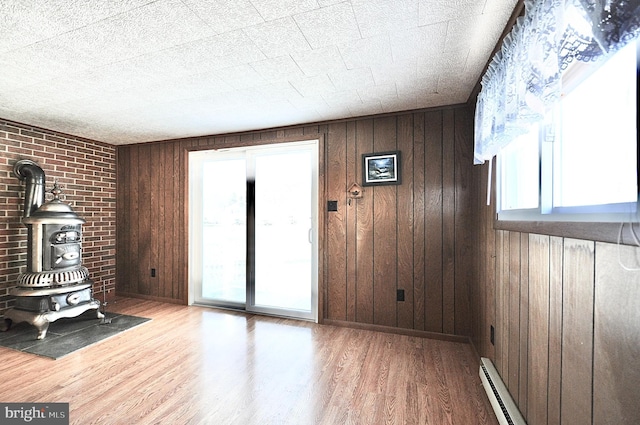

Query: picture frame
left=362, top=151, right=401, bottom=186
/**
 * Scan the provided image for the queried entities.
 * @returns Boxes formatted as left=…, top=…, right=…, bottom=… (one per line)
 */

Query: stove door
left=50, top=243, right=81, bottom=269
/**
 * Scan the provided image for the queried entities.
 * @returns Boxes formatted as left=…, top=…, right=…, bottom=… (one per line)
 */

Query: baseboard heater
left=479, top=357, right=527, bottom=425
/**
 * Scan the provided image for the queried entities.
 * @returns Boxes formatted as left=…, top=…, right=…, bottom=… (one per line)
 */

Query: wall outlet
left=151, top=268, right=156, bottom=277
left=397, top=289, right=405, bottom=302
left=327, top=200, right=338, bottom=211
left=490, top=325, right=495, bottom=345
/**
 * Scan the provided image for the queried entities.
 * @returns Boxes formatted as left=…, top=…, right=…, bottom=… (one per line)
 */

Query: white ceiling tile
left=249, top=0, right=320, bottom=21
left=444, top=8, right=513, bottom=54
left=0, top=59, right=45, bottom=90
left=380, top=96, right=418, bottom=113
left=126, top=30, right=266, bottom=81
left=82, top=0, right=217, bottom=63
left=212, top=65, right=267, bottom=89
left=339, top=35, right=392, bottom=70
left=396, top=76, right=439, bottom=99
left=437, top=72, right=477, bottom=98
left=250, top=56, right=305, bottom=83
left=182, top=0, right=264, bottom=33
left=357, top=83, right=398, bottom=103
left=0, top=0, right=153, bottom=53
left=417, top=49, right=469, bottom=79
left=256, top=82, right=304, bottom=102
left=418, top=0, right=485, bottom=26
left=316, top=0, right=345, bottom=6
left=196, top=30, right=267, bottom=67
left=139, top=74, right=234, bottom=106
left=349, top=100, right=383, bottom=117
left=243, top=17, right=312, bottom=58
left=351, top=0, right=419, bottom=38
left=294, top=2, right=362, bottom=49
left=2, top=77, right=97, bottom=108
left=1, top=37, right=90, bottom=82
left=74, top=62, right=167, bottom=95
left=290, top=74, right=336, bottom=97
left=390, top=23, right=447, bottom=63
left=329, top=67, right=375, bottom=92
left=483, top=0, right=519, bottom=14
left=0, top=2, right=60, bottom=53
left=370, top=60, right=417, bottom=86
left=291, top=46, right=348, bottom=77
left=208, top=88, right=268, bottom=108
left=321, top=89, right=362, bottom=107
left=288, top=95, right=327, bottom=110
left=415, top=93, right=457, bottom=109
left=315, top=103, right=353, bottom=121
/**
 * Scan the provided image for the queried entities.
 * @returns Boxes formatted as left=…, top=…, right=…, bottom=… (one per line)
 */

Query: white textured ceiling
left=0, top=0, right=517, bottom=145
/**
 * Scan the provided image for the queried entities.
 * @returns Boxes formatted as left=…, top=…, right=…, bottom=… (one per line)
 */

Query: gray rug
left=0, top=311, right=150, bottom=359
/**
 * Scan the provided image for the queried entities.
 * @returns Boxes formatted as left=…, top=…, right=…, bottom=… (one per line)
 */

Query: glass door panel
left=251, top=150, right=313, bottom=314
left=189, top=141, right=318, bottom=322
left=198, top=156, right=246, bottom=306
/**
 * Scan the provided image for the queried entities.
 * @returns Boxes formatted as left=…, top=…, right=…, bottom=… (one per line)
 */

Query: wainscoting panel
left=472, top=218, right=640, bottom=424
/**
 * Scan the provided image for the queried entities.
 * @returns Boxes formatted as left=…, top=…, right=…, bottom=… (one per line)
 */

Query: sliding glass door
left=189, top=141, right=318, bottom=321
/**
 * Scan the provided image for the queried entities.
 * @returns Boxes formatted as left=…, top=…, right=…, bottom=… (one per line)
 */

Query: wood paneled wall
left=116, top=125, right=323, bottom=303
left=116, top=106, right=477, bottom=335
left=324, top=109, right=475, bottom=334
left=470, top=161, right=640, bottom=424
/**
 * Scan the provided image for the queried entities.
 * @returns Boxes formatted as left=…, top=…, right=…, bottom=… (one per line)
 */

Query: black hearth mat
left=0, top=311, right=150, bottom=359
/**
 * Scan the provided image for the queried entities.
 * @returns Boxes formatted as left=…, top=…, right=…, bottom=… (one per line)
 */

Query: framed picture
left=362, top=151, right=401, bottom=186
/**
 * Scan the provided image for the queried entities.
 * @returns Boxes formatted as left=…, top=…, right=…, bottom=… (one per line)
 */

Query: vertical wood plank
left=179, top=140, right=196, bottom=302
left=508, top=231, right=521, bottom=402
left=172, top=142, right=182, bottom=299
left=561, top=239, right=594, bottom=425
left=372, top=115, right=397, bottom=327
left=548, top=236, right=563, bottom=425
left=116, top=146, right=131, bottom=294
left=345, top=121, right=358, bottom=322
left=528, top=233, right=550, bottom=425
left=593, top=242, right=640, bottom=425
left=495, top=230, right=507, bottom=378
left=316, top=134, right=326, bottom=323
left=157, top=144, right=167, bottom=298
left=162, top=143, right=175, bottom=299
left=129, top=146, right=140, bottom=295
left=149, top=144, right=160, bottom=298
left=453, top=107, right=472, bottom=336
left=397, top=114, right=414, bottom=329
left=518, top=233, right=529, bottom=417
left=441, top=109, right=455, bottom=335
left=356, top=119, right=374, bottom=324
left=412, top=112, right=426, bottom=331
left=137, top=144, right=151, bottom=295
left=472, top=156, right=497, bottom=361
left=326, top=122, right=348, bottom=321
left=424, top=110, right=443, bottom=333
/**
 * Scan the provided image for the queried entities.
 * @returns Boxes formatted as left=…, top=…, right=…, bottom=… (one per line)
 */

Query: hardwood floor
left=0, top=298, right=497, bottom=424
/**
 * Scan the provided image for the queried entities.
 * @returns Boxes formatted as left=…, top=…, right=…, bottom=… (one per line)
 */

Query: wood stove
left=3, top=160, right=103, bottom=339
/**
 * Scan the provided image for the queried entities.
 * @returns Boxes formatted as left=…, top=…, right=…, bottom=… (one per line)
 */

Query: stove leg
left=35, top=321, right=50, bottom=340
left=1, top=318, right=11, bottom=332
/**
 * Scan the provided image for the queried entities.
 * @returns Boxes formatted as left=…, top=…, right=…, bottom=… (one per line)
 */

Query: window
left=498, top=40, right=639, bottom=222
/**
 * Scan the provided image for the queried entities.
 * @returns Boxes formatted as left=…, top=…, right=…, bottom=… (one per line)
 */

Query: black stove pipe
left=13, top=159, right=45, bottom=218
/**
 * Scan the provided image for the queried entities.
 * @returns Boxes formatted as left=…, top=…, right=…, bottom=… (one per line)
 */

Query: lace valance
left=474, top=0, right=640, bottom=165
